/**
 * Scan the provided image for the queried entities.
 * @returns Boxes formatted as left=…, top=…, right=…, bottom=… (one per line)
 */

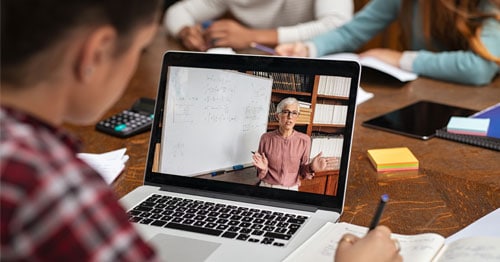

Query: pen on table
left=250, top=42, right=277, bottom=55
left=368, top=194, right=389, bottom=231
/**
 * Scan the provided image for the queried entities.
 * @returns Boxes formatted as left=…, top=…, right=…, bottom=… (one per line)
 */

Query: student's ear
left=75, top=25, right=117, bottom=82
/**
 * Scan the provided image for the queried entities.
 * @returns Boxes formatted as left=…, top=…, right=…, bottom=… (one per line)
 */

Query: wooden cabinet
left=256, top=72, right=350, bottom=196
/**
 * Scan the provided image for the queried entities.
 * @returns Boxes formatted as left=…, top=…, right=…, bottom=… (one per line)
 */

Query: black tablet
left=362, top=100, right=477, bottom=140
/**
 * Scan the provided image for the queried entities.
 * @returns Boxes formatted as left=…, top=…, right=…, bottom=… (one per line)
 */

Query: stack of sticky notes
left=447, top=116, right=490, bottom=136
left=367, top=147, right=419, bottom=172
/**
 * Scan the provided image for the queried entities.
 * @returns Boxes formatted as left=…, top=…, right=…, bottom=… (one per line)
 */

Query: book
left=283, top=222, right=500, bottom=262
left=367, top=147, right=418, bottom=172
left=435, top=103, right=500, bottom=151
left=320, top=53, right=418, bottom=82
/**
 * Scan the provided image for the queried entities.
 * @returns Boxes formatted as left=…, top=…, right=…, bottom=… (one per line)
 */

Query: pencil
left=368, top=194, right=389, bottom=231
left=250, top=42, right=277, bottom=55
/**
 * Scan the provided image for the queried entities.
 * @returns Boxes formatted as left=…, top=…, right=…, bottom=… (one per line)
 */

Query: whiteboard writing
left=159, top=67, right=273, bottom=176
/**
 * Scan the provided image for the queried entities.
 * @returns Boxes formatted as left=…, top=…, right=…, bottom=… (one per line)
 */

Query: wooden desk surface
left=65, top=29, right=500, bottom=238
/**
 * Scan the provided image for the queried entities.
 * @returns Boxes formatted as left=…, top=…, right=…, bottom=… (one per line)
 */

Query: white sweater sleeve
left=277, top=0, right=353, bottom=43
left=163, top=0, right=229, bottom=37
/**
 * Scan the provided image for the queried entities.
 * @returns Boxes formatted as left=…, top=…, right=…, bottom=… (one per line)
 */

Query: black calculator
left=96, top=97, right=155, bottom=138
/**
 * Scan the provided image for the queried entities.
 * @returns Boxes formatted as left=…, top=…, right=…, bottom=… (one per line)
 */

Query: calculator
left=96, top=97, right=155, bottom=138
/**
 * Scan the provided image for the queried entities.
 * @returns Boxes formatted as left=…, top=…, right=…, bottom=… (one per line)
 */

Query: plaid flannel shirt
left=0, top=106, right=158, bottom=261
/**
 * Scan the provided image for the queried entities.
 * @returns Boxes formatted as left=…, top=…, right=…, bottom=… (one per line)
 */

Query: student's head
left=275, top=97, right=300, bottom=131
left=1, top=0, right=161, bottom=124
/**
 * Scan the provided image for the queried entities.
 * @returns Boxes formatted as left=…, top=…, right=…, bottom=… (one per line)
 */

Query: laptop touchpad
left=149, top=234, right=221, bottom=262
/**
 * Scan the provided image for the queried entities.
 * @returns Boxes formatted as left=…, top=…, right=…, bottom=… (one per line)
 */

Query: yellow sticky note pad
left=367, top=147, right=418, bottom=172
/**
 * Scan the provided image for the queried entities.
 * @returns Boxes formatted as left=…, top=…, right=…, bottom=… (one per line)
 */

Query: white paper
left=321, top=53, right=418, bottom=82
left=445, top=208, right=500, bottom=244
left=357, top=86, right=374, bottom=105
left=77, top=148, right=128, bottom=184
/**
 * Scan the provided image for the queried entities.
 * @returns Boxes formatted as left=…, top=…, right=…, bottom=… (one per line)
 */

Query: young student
left=276, top=0, right=500, bottom=86
left=163, top=0, right=353, bottom=51
left=1, top=1, right=400, bottom=261
left=1, top=0, right=161, bottom=260
left=252, top=97, right=335, bottom=190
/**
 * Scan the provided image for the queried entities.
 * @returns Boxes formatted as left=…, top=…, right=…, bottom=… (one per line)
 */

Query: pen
left=368, top=194, right=389, bottom=231
left=251, top=151, right=255, bottom=154
left=201, top=20, right=213, bottom=30
left=250, top=42, right=277, bottom=55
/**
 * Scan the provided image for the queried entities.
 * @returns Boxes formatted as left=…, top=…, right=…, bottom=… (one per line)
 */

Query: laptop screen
left=144, top=52, right=360, bottom=212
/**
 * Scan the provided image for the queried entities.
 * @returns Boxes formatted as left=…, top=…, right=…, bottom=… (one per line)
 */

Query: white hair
left=276, top=97, right=300, bottom=113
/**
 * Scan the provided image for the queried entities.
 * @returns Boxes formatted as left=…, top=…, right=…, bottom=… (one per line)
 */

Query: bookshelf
left=252, top=71, right=349, bottom=196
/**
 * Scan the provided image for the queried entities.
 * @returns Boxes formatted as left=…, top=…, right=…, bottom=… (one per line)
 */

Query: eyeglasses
left=279, top=110, right=299, bottom=118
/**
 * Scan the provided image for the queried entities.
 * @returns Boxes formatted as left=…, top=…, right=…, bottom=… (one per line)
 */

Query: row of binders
left=316, top=75, right=351, bottom=97
left=312, top=104, right=348, bottom=125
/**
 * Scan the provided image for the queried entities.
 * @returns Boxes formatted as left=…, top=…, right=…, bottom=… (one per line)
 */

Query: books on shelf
left=435, top=102, right=500, bottom=151
left=310, top=135, right=343, bottom=158
left=367, top=147, right=418, bottom=172
left=283, top=222, right=500, bottom=262
left=250, top=71, right=313, bottom=93
left=320, top=53, right=418, bottom=82
left=312, top=104, right=347, bottom=125
left=316, top=75, right=351, bottom=97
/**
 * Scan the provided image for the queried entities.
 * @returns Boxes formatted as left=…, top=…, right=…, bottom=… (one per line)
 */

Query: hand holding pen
left=335, top=194, right=402, bottom=262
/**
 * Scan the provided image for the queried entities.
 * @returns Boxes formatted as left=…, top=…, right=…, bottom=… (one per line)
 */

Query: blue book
left=471, top=103, right=500, bottom=139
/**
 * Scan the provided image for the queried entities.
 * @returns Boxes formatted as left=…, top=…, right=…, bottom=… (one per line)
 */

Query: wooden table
left=65, top=28, right=500, bottom=238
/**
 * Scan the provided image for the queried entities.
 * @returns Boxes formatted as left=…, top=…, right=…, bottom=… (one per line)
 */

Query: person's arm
left=310, top=0, right=400, bottom=57
left=163, top=0, right=228, bottom=37
left=407, top=16, right=500, bottom=86
left=4, top=162, right=156, bottom=261
left=276, top=0, right=353, bottom=44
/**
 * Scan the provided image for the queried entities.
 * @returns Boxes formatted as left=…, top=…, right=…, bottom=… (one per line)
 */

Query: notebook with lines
left=119, top=51, right=360, bottom=262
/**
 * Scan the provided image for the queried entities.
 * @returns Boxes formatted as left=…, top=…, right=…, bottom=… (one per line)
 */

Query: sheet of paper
left=321, top=53, right=418, bottom=82
left=283, top=222, right=444, bottom=262
left=77, top=148, right=128, bottom=184
left=445, top=208, right=500, bottom=244
left=357, top=86, right=374, bottom=105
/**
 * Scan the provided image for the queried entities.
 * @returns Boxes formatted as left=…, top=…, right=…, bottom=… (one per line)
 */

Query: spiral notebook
left=436, top=103, right=500, bottom=151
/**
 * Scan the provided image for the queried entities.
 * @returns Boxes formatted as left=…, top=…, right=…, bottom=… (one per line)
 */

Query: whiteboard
left=159, top=67, right=273, bottom=176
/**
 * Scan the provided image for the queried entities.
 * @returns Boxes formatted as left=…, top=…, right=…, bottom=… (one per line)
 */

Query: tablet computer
left=362, top=100, right=477, bottom=140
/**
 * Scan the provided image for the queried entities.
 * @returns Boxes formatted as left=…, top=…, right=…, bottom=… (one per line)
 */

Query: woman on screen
left=252, top=97, right=335, bottom=190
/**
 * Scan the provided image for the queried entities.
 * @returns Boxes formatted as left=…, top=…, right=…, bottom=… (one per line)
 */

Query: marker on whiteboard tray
left=210, top=170, right=225, bottom=177
left=232, top=164, right=245, bottom=170
left=251, top=151, right=256, bottom=154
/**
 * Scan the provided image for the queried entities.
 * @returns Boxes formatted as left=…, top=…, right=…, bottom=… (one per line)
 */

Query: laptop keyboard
left=127, top=194, right=309, bottom=247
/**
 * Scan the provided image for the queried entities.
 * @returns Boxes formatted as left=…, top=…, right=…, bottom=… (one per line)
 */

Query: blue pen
left=201, top=20, right=213, bottom=30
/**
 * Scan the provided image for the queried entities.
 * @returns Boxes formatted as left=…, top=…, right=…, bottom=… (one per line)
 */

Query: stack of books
left=367, top=147, right=419, bottom=172
left=296, top=107, right=311, bottom=124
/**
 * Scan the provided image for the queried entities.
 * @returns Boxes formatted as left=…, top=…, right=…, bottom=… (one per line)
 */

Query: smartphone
left=95, top=97, right=155, bottom=138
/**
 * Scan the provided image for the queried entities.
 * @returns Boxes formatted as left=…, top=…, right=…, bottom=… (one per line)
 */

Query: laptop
left=120, top=51, right=360, bottom=261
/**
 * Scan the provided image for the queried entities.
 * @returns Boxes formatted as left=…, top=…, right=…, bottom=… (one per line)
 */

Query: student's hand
left=360, top=48, right=403, bottom=68
left=335, top=226, right=403, bottom=262
left=275, top=42, right=309, bottom=57
left=252, top=152, right=268, bottom=171
left=204, top=19, right=253, bottom=50
left=178, top=25, right=208, bottom=51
